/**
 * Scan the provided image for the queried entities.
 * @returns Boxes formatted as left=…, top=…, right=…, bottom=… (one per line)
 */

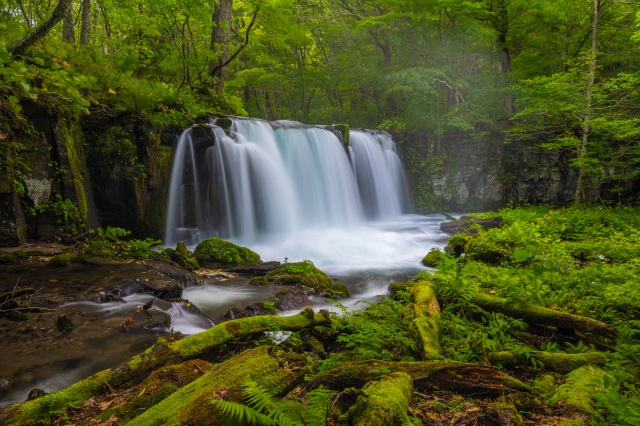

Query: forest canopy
left=1, top=0, right=639, bottom=204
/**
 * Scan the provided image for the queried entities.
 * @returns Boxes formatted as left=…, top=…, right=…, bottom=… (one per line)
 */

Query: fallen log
left=314, top=359, right=529, bottom=398
left=0, top=308, right=330, bottom=426
left=487, top=350, right=606, bottom=374
left=473, top=293, right=617, bottom=339
left=346, top=372, right=413, bottom=426
left=551, top=365, right=614, bottom=416
left=409, top=280, right=442, bottom=359
left=124, top=345, right=308, bottom=425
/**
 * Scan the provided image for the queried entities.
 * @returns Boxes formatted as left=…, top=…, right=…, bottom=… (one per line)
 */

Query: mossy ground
left=2, top=206, right=639, bottom=425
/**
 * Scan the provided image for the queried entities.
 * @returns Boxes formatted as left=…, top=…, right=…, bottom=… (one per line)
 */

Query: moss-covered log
left=124, top=345, right=308, bottom=426
left=473, top=293, right=617, bottom=339
left=409, top=280, right=442, bottom=359
left=0, top=308, right=330, bottom=426
left=346, top=372, right=413, bottom=426
left=487, top=351, right=606, bottom=374
left=314, top=360, right=529, bottom=397
left=551, top=365, right=614, bottom=416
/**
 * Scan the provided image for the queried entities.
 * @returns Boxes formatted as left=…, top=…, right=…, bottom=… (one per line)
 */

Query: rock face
left=0, top=103, right=179, bottom=247
left=398, top=131, right=577, bottom=212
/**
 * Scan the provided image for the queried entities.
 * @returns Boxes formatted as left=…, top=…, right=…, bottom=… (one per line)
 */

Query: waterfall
left=164, top=118, right=409, bottom=246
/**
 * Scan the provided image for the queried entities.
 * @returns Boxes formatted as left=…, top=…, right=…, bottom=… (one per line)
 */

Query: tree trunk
left=575, top=0, right=599, bottom=204
left=62, top=2, right=75, bottom=43
left=487, top=350, right=606, bottom=374
left=473, top=293, right=616, bottom=339
left=409, top=280, right=442, bottom=359
left=10, top=0, right=74, bottom=56
left=80, top=0, right=91, bottom=45
left=314, top=359, right=529, bottom=397
left=209, top=0, right=233, bottom=95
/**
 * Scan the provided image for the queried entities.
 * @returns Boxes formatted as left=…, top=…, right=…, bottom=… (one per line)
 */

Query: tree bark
left=209, top=0, right=233, bottom=95
left=487, top=350, right=606, bottom=374
left=575, top=0, right=599, bottom=204
left=80, top=0, right=91, bottom=45
left=409, top=280, right=442, bottom=359
left=62, top=2, right=75, bottom=43
left=10, top=0, right=75, bottom=56
left=314, top=359, right=529, bottom=397
left=473, top=293, right=616, bottom=339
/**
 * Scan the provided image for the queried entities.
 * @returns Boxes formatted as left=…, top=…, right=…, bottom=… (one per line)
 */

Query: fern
left=211, top=380, right=304, bottom=426
left=302, top=387, right=334, bottom=426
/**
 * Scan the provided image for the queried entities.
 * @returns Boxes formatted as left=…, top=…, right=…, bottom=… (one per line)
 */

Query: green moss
left=445, top=234, right=468, bottom=257
left=483, top=402, right=523, bottom=426
left=170, top=308, right=330, bottom=360
left=168, top=242, right=200, bottom=271
left=124, top=346, right=307, bottom=426
left=265, top=260, right=349, bottom=297
left=48, top=252, right=79, bottom=266
left=2, top=369, right=112, bottom=425
left=347, top=372, right=413, bottom=426
left=334, top=124, right=350, bottom=148
left=99, top=359, right=213, bottom=423
left=61, top=120, right=89, bottom=225
left=488, top=351, right=606, bottom=374
left=0, top=253, right=18, bottom=264
left=421, top=248, right=444, bottom=267
left=193, top=237, right=260, bottom=266
left=551, top=365, right=613, bottom=415
left=409, top=280, right=442, bottom=359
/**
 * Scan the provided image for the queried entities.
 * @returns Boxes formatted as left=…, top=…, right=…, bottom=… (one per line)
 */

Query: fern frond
left=212, top=399, right=276, bottom=425
left=303, top=387, right=334, bottom=426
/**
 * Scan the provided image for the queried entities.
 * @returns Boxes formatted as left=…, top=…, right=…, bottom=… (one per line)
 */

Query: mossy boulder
left=445, top=234, right=468, bottom=257
left=421, top=248, right=444, bottom=267
left=263, top=260, right=350, bottom=298
left=193, top=237, right=260, bottom=267
left=0, top=253, right=18, bottom=264
left=167, top=242, right=200, bottom=271
left=48, top=252, right=79, bottom=266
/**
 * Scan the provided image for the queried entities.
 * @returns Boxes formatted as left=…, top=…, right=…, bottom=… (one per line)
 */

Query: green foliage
left=323, top=298, right=418, bottom=366
left=82, top=227, right=164, bottom=259
left=27, top=195, right=84, bottom=236
left=211, top=380, right=334, bottom=426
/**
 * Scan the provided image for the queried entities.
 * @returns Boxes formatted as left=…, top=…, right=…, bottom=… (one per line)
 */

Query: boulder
left=193, top=237, right=260, bottom=267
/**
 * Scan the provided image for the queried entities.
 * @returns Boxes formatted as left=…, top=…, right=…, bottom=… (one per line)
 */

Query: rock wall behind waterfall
left=0, top=104, right=179, bottom=246
left=397, top=130, right=576, bottom=212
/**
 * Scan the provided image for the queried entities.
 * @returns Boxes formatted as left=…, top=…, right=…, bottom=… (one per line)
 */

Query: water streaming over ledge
left=164, top=118, right=410, bottom=247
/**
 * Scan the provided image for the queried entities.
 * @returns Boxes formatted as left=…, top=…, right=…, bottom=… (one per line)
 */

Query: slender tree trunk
left=11, top=0, right=74, bottom=55
left=575, top=0, right=599, bottom=204
left=80, top=0, right=91, bottom=45
left=493, top=0, right=514, bottom=115
left=209, top=0, right=233, bottom=95
left=62, top=2, right=75, bottom=43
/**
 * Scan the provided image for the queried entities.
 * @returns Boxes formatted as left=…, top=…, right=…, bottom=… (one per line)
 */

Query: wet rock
left=0, top=378, right=10, bottom=392
left=27, top=388, right=47, bottom=401
left=225, top=261, right=281, bottom=276
left=56, top=314, right=81, bottom=332
left=440, top=216, right=503, bottom=235
left=274, top=290, right=306, bottom=311
left=224, top=302, right=272, bottom=319
left=7, top=311, right=28, bottom=321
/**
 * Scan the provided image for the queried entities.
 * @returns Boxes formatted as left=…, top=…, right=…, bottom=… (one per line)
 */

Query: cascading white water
left=164, top=118, right=409, bottom=247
